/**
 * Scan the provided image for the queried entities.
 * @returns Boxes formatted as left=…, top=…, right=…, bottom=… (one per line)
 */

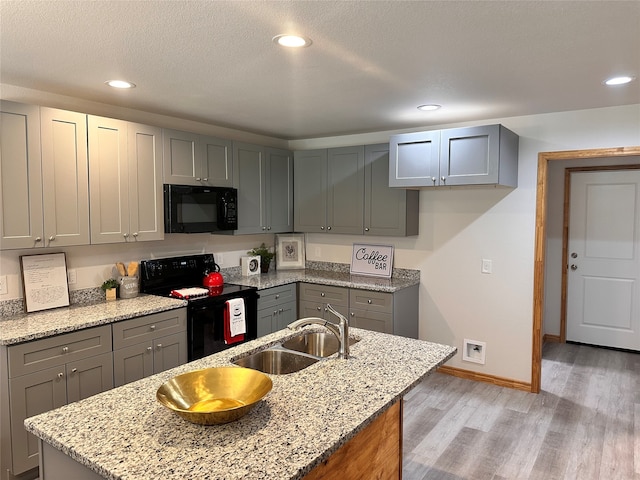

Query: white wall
left=1, top=84, right=639, bottom=384
left=291, top=104, right=640, bottom=383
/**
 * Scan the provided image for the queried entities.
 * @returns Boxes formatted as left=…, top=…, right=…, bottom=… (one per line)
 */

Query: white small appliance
left=241, top=256, right=260, bottom=276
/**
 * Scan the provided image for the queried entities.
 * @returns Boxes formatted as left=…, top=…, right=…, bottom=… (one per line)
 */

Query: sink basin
left=282, top=332, right=359, bottom=357
left=233, top=349, right=318, bottom=375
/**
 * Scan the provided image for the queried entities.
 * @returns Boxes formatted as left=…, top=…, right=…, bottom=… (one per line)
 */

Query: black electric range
left=140, top=254, right=258, bottom=361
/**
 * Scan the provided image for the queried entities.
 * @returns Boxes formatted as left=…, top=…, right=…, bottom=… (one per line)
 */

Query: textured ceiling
left=1, top=0, right=639, bottom=139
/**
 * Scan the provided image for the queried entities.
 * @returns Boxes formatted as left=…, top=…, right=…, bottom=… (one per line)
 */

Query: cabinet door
left=40, top=107, right=90, bottom=247
left=153, top=332, right=187, bottom=374
left=294, top=149, right=327, bottom=232
left=364, top=144, right=419, bottom=236
left=9, top=366, right=67, bottom=474
left=128, top=123, right=164, bottom=241
left=112, top=309, right=187, bottom=350
left=0, top=101, right=43, bottom=249
left=66, top=352, right=114, bottom=404
left=389, top=130, right=440, bottom=187
left=266, top=147, right=294, bottom=233
left=201, top=135, right=233, bottom=187
left=162, top=128, right=200, bottom=186
left=440, top=125, right=499, bottom=186
left=233, top=142, right=266, bottom=234
left=349, top=309, right=393, bottom=334
left=257, top=308, right=276, bottom=337
left=88, top=115, right=130, bottom=244
left=113, top=342, right=153, bottom=387
left=327, top=146, right=364, bottom=234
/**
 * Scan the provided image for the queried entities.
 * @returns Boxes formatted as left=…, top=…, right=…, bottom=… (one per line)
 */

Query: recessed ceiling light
left=417, top=104, right=441, bottom=112
left=105, top=80, right=136, bottom=89
left=604, top=76, right=635, bottom=86
left=273, top=34, right=312, bottom=48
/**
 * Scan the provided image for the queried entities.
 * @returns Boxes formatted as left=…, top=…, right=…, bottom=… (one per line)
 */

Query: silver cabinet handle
left=35, top=237, right=42, bottom=242
left=327, top=226, right=332, bottom=231
left=196, top=177, right=201, bottom=181
left=147, top=346, right=152, bottom=352
left=157, top=344, right=162, bottom=349
left=365, top=227, right=370, bottom=232
left=62, top=346, right=69, bottom=353
left=441, top=176, right=446, bottom=184
left=202, top=178, right=208, bottom=182
left=316, top=306, right=322, bottom=311
left=49, top=235, right=55, bottom=241
left=267, top=226, right=271, bottom=230
left=150, top=325, right=156, bottom=330
left=279, top=308, right=283, bottom=313
left=71, top=368, right=77, bottom=374
left=432, top=177, right=436, bottom=184
left=262, top=226, right=267, bottom=230
left=571, top=264, right=578, bottom=271
left=57, top=372, right=64, bottom=379
left=320, top=226, right=325, bottom=230
left=275, top=294, right=280, bottom=299
left=123, top=233, right=129, bottom=238
left=132, top=232, right=138, bottom=237
left=367, top=299, right=372, bottom=304
left=350, top=312, right=355, bottom=317
left=321, top=292, right=325, bottom=297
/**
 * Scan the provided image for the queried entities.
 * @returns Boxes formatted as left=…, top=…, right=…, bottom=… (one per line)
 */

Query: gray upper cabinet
left=88, top=116, right=164, bottom=244
left=364, top=144, right=419, bottom=236
left=389, top=130, right=440, bottom=187
left=294, top=146, right=364, bottom=234
left=389, top=124, right=518, bottom=188
left=233, top=142, right=293, bottom=234
left=163, top=129, right=232, bottom=187
left=1, top=103, right=90, bottom=250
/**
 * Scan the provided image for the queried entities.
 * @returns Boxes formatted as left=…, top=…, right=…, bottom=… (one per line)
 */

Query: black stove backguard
left=140, top=254, right=259, bottom=361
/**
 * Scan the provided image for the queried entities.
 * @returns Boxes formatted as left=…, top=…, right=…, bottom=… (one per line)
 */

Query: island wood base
left=303, top=399, right=402, bottom=480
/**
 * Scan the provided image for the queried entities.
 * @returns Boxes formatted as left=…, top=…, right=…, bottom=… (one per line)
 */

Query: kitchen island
left=25, top=326, right=455, bottom=479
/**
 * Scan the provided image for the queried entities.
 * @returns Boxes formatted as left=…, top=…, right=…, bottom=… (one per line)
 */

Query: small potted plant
left=101, top=278, right=118, bottom=301
left=247, top=243, right=275, bottom=273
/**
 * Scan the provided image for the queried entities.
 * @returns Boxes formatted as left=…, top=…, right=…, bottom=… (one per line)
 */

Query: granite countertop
left=225, top=268, right=419, bottom=293
left=25, top=327, right=456, bottom=480
left=0, top=295, right=187, bottom=346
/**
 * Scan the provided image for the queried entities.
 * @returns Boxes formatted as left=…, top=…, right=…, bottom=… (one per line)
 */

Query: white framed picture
left=20, top=252, right=71, bottom=313
left=275, top=233, right=306, bottom=270
left=350, top=244, right=394, bottom=278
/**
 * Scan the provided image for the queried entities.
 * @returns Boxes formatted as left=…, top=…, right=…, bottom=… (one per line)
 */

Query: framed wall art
left=20, top=252, right=70, bottom=313
left=275, top=233, right=306, bottom=270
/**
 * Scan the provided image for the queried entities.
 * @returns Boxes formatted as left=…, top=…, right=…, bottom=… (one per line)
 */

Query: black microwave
left=164, top=184, right=237, bottom=233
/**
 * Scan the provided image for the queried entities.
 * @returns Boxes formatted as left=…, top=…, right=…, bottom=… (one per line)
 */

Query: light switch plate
left=481, top=259, right=492, bottom=274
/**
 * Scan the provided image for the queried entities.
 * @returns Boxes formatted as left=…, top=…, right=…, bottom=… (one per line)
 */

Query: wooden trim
left=437, top=365, right=532, bottom=392
left=532, top=146, right=640, bottom=394
left=543, top=334, right=561, bottom=343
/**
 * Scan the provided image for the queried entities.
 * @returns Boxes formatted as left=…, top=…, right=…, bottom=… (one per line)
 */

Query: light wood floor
left=403, top=342, right=640, bottom=479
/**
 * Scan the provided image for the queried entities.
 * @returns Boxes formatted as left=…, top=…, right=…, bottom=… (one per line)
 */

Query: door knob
left=570, top=264, right=578, bottom=270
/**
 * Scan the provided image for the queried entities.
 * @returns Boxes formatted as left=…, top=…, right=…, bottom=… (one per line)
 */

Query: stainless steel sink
left=282, top=332, right=359, bottom=358
left=232, top=349, right=319, bottom=375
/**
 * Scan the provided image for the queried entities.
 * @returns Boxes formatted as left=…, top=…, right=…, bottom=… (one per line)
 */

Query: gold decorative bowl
left=156, top=366, right=272, bottom=425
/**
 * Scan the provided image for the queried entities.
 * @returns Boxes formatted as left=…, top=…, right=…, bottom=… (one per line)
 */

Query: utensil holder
left=119, top=276, right=139, bottom=299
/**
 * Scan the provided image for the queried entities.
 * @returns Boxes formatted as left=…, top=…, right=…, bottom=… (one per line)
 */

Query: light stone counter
left=25, top=327, right=456, bottom=480
left=0, top=295, right=187, bottom=346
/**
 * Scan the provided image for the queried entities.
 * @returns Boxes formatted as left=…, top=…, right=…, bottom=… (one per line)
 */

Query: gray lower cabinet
left=294, top=146, right=365, bottom=234
left=3, top=325, right=113, bottom=475
left=112, top=309, right=187, bottom=387
left=349, top=286, right=418, bottom=338
left=233, top=143, right=293, bottom=234
left=297, top=283, right=350, bottom=322
left=257, top=284, right=297, bottom=337
left=163, top=128, right=233, bottom=187
left=389, top=124, right=518, bottom=188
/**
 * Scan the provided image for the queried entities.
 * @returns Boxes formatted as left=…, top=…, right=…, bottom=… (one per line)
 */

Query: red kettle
left=203, top=263, right=224, bottom=289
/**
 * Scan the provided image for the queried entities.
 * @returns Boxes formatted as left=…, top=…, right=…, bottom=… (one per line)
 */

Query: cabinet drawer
left=8, top=325, right=112, bottom=378
left=257, top=284, right=297, bottom=310
left=350, top=309, right=393, bottom=334
left=112, top=308, right=186, bottom=350
left=349, top=289, right=392, bottom=314
left=298, top=283, right=349, bottom=306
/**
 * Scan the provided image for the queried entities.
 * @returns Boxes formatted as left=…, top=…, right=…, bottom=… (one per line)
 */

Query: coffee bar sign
left=350, top=244, right=394, bottom=278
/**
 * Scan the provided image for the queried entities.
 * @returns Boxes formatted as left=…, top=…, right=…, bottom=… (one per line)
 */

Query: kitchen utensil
left=156, top=366, right=272, bottom=425
left=203, top=263, right=224, bottom=288
left=127, top=261, right=138, bottom=277
left=116, top=262, right=126, bottom=276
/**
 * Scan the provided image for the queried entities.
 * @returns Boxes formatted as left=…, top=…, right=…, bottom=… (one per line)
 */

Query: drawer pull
left=157, top=344, right=162, bottom=349
left=71, top=368, right=77, bottom=374
left=367, top=299, right=372, bottom=304
left=62, top=346, right=69, bottom=353
left=350, top=312, right=355, bottom=316
left=57, top=372, right=64, bottom=379
left=275, top=294, right=280, bottom=299
left=147, top=347, right=152, bottom=352
left=316, top=306, right=321, bottom=311
left=321, top=293, right=325, bottom=297
left=150, top=325, right=156, bottom=330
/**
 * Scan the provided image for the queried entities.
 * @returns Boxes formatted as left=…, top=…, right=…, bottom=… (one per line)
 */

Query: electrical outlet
left=481, top=259, right=492, bottom=274
left=0, top=275, right=7, bottom=295
left=462, top=339, right=486, bottom=364
left=67, top=269, right=77, bottom=285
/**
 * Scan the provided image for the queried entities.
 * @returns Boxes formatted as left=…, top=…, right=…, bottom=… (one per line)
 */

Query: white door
left=566, top=170, right=640, bottom=351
